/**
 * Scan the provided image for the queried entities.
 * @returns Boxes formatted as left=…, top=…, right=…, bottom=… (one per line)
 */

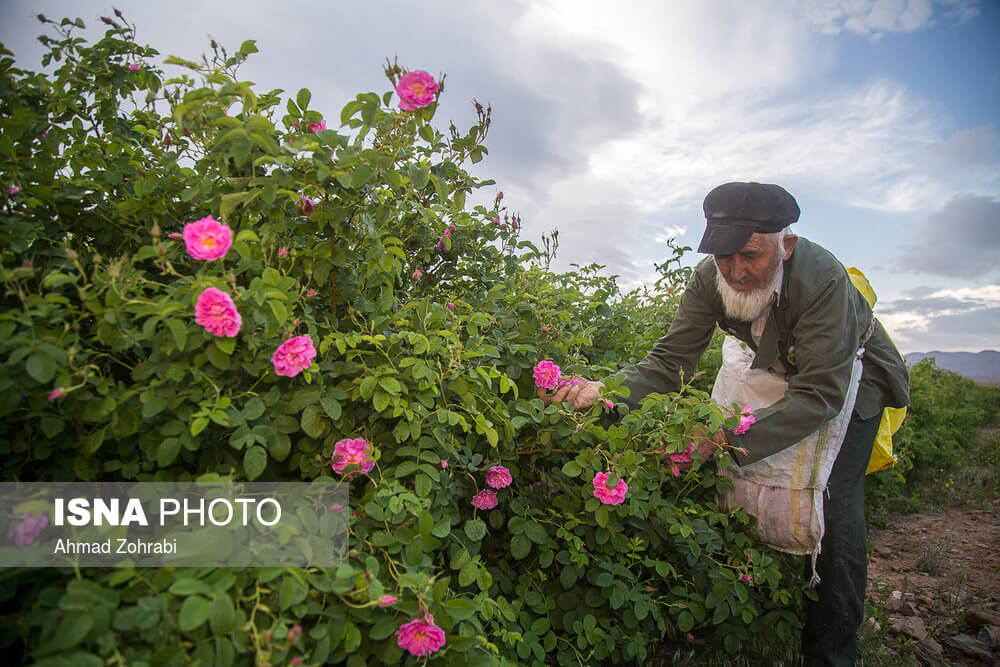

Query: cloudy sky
left=2, top=0, right=998, bottom=354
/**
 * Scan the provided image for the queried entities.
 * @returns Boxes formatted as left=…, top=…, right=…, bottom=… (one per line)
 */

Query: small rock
left=966, top=607, right=1000, bottom=628
left=887, top=598, right=920, bottom=616
left=944, top=634, right=992, bottom=661
left=890, top=616, right=927, bottom=641
left=916, top=595, right=933, bottom=608
left=890, top=590, right=904, bottom=601
left=978, top=625, right=999, bottom=651
left=861, top=616, right=881, bottom=636
left=915, top=637, right=943, bottom=665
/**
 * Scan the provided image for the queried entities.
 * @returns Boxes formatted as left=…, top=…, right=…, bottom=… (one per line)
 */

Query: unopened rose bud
left=150, top=224, right=160, bottom=236
left=100, top=16, right=113, bottom=25
left=114, top=7, right=123, bottom=18
left=65, top=248, right=77, bottom=260
left=157, top=245, right=165, bottom=257
left=211, top=40, right=218, bottom=49
left=37, top=14, right=47, bottom=22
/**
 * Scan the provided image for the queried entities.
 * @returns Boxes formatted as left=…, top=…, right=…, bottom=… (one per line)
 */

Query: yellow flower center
left=202, top=237, right=216, bottom=247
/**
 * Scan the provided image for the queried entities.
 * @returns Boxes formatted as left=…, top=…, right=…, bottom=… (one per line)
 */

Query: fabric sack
left=713, top=336, right=863, bottom=562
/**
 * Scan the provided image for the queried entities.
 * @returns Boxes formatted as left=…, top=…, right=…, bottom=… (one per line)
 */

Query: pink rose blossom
left=592, top=472, right=628, bottom=506
left=686, top=633, right=695, bottom=643
left=472, top=489, right=498, bottom=510
left=129, top=63, right=139, bottom=72
left=271, top=335, right=316, bottom=377
left=278, top=246, right=288, bottom=258
left=47, top=388, right=65, bottom=401
left=291, top=658, right=302, bottom=667
left=288, top=625, right=302, bottom=642
left=498, top=191, right=503, bottom=198
left=557, top=377, right=581, bottom=389
left=182, top=216, right=231, bottom=261
left=9, top=185, right=19, bottom=195
left=396, top=70, right=440, bottom=111
left=296, top=195, right=315, bottom=216
left=412, top=269, right=422, bottom=280
left=168, top=232, right=182, bottom=240
left=532, top=360, right=561, bottom=390
left=22, top=260, right=32, bottom=268
left=436, top=238, right=446, bottom=252
left=7, top=511, right=48, bottom=546
left=379, top=595, right=398, bottom=607
left=604, top=400, right=615, bottom=410
left=396, top=617, right=446, bottom=657
left=734, top=405, right=756, bottom=435
left=305, top=289, right=318, bottom=298
left=309, top=119, right=326, bottom=133
left=440, top=460, right=448, bottom=469
left=742, top=573, right=752, bottom=583
left=485, top=465, right=512, bottom=489
left=195, top=287, right=241, bottom=337
left=665, top=442, right=695, bottom=478
left=447, top=302, right=455, bottom=310
left=493, top=218, right=501, bottom=226
left=331, top=437, right=375, bottom=476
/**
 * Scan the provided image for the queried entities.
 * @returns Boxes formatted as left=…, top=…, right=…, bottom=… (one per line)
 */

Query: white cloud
left=654, top=225, right=688, bottom=245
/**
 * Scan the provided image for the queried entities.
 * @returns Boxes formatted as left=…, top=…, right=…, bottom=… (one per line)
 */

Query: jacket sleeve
left=727, top=271, right=866, bottom=465
left=615, top=266, right=718, bottom=410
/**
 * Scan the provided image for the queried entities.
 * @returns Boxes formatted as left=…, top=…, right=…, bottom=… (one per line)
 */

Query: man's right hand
left=537, top=377, right=606, bottom=410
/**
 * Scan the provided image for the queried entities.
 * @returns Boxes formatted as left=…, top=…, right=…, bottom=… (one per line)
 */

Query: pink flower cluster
left=183, top=216, right=231, bottom=260
left=331, top=437, right=375, bottom=476
left=396, top=70, right=440, bottom=111
left=733, top=405, right=756, bottom=435
left=396, top=615, right=446, bottom=657
left=195, top=287, right=241, bottom=337
left=272, top=335, right=316, bottom=377
left=533, top=360, right=561, bottom=390
left=664, top=442, right=696, bottom=478
left=592, top=472, right=628, bottom=505
left=297, top=195, right=314, bottom=216
left=309, top=119, right=326, bottom=133
left=8, top=512, right=48, bottom=545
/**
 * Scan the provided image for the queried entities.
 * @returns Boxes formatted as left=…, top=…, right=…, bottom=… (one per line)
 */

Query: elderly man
left=540, top=182, right=909, bottom=666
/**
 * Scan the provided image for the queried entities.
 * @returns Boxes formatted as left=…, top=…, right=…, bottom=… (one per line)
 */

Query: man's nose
left=730, top=258, right=748, bottom=282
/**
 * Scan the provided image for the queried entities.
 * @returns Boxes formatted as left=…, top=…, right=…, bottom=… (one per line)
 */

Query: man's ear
left=783, top=233, right=799, bottom=260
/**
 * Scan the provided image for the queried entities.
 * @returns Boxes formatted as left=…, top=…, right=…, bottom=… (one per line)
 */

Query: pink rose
left=436, top=238, right=446, bottom=252
left=742, top=573, right=752, bottom=583
left=288, top=625, right=302, bottom=642
left=297, top=195, right=315, bottom=216
left=331, top=437, right=375, bottom=476
left=308, top=119, right=326, bottom=133
left=440, top=460, right=448, bottom=469
left=129, top=63, right=139, bottom=72
left=195, top=287, right=241, bottom=337
left=182, top=216, right=232, bottom=261
left=396, top=70, right=440, bottom=111
left=48, top=388, right=65, bottom=401
left=472, top=489, right=498, bottom=510
left=271, top=335, right=316, bottom=377
left=447, top=302, right=455, bottom=310
left=396, top=617, right=446, bottom=657
left=592, top=472, right=628, bottom=505
left=412, top=269, right=422, bottom=279
left=734, top=405, right=756, bottom=435
left=305, top=289, right=318, bottom=298
left=665, top=442, right=695, bottom=478
left=278, top=246, right=288, bottom=259
left=9, top=185, right=19, bottom=196
left=7, top=512, right=48, bottom=546
left=485, top=465, right=512, bottom=489
left=532, top=360, right=561, bottom=390
left=379, top=595, right=398, bottom=607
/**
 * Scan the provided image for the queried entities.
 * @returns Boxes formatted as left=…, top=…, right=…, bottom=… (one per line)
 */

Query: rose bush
left=0, top=15, right=814, bottom=666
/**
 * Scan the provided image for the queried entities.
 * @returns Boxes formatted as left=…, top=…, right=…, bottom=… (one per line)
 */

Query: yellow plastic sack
left=847, top=267, right=906, bottom=474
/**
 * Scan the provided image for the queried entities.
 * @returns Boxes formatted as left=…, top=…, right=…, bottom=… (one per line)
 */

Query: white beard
left=714, top=261, right=783, bottom=322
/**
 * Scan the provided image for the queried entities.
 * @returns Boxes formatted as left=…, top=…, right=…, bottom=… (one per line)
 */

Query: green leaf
left=464, top=519, right=487, bottom=541
left=209, top=595, right=236, bottom=636
left=179, top=596, right=211, bottom=632
left=243, top=397, right=266, bottom=421
left=561, top=460, right=582, bottom=477
left=157, top=438, right=181, bottom=467
left=444, top=598, right=478, bottom=622
left=301, top=405, right=326, bottom=439
left=169, top=578, right=213, bottom=596
left=166, top=320, right=187, bottom=352
left=51, top=612, right=92, bottom=649
left=26, top=352, right=56, bottom=383
left=243, top=445, right=267, bottom=480
left=191, top=417, right=210, bottom=437
left=415, top=473, right=432, bottom=498
left=296, top=88, right=311, bottom=110
left=219, top=191, right=249, bottom=219
left=677, top=610, right=695, bottom=633
left=712, top=602, right=729, bottom=625
left=320, top=395, right=342, bottom=421
left=511, top=533, right=531, bottom=560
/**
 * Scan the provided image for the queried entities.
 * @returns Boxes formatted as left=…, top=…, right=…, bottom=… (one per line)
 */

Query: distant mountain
left=904, top=350, right=1000, bottom=383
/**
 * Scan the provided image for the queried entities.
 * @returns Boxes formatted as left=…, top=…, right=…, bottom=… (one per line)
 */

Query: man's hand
left=537, top=377, right=605, bottom=410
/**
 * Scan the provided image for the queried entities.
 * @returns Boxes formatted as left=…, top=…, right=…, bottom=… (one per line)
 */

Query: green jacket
left=617, top=238, right=909, bottom=465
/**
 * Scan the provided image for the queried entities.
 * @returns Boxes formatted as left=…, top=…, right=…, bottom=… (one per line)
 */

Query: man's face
left=713, top=233, right=783, bottom=293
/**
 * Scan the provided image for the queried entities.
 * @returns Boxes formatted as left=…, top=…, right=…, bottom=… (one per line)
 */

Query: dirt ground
left=866, top=501, right=1000, bottom=665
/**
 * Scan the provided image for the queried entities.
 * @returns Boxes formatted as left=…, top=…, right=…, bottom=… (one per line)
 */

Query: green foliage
left=866, top=358, right=1000, bottom=521
left=1, top=15, right=805, bottom=665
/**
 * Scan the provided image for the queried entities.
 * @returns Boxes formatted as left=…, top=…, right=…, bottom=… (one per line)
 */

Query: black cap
left=697, top=182, right=800, bottom=254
